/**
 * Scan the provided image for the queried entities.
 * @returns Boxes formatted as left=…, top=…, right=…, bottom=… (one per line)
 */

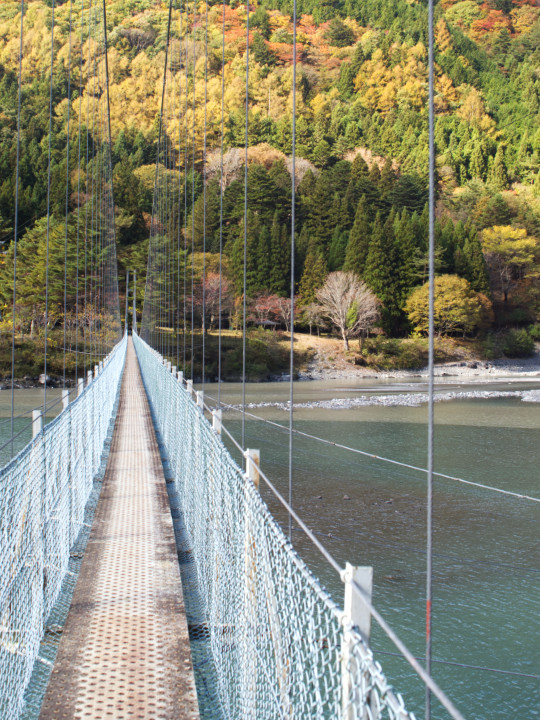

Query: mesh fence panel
left=134, top=334, right=414, bottom=720
left=0, top=336, right=127, bottom=720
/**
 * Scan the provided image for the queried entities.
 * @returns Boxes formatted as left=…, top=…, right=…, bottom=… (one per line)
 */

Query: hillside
left=0, top=0, right=539, bottom=371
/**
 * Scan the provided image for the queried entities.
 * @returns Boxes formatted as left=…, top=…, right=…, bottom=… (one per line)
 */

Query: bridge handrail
left=133, top=333, right=415, bottom=720
left=0, top=335, right=127, bottom=720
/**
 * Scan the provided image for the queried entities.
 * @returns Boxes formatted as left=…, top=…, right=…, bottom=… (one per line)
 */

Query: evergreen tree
left=394, top=208, right=418, bottom=304
left=343, top=196, right=370, bottom=276
left=298, top=241, right=328, bottom=305
left=351, top=153, right=369, bottom=183
left=328, top=227, right=348, bottom=271
left=364, top=212, right=401, bottom=333
left=256, top=226, right=272, bottom=291
left=269, top=215, right=290, bottom=296
left=463, top=231, right=490, bottom=295
left=491, top=145, right=509, bottom=190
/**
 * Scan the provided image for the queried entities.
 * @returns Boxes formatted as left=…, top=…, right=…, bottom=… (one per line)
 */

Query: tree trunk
left=342, top=331, right=349, bottom=351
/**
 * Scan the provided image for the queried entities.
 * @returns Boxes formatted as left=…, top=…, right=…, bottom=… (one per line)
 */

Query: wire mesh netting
left=0, top=336, right=127, bottom=720
left=134, top=333, right=414, bottom=720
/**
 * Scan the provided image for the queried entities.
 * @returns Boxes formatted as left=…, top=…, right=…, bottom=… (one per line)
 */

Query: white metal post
left=341, top=562, right=373, bottom=720
left=171, top=365, right=176, bottom=376
left=62, top=389, right=69, bottom=411
left=87, top=370, right=93, bottom=386
left=186, top=379, right=193, bottom=396
left=78, top=378, right=84, bottom=396
left=32, top=409, right=43, bottom=439
left=177, top=370, right=183, bottom=383
left=245, top=448, right=261, bottom=490
left=212, top=409, right=222, bottom=435
left=196, top=390, right=204, bottom=409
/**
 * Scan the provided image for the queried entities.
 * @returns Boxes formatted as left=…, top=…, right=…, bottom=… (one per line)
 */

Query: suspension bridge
left=1, top=0, right=534, bottom=719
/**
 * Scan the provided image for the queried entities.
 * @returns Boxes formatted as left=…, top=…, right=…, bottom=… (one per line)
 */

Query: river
left=1, top=376, right=539, bottom=719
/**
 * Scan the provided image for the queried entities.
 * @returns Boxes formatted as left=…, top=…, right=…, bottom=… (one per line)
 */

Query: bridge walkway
left=39, top=338, right=199, bottom=720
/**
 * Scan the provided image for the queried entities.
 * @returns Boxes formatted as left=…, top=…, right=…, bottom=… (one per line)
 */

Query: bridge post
left=171, top=365, right=176, bottom=376
left=78, top=378, right=84, bottom=396
left=212, top=409, right=222, bottom=435
left=177, top=370, right=183, bottom=384
left=32, top=409, right=43, bottom=438
left=94, top=364, right=99, bottom=377
left=87, top=370, right=93, bottom=386
left=245, top=448, right=260, bottom=490
left=167, top=361, right=171, bottom=372
left=62, top=389, right=69, bottom=410
left=186, top=379, right=193, bottom=396
left=99, top=361, right=103, bottom=373
left=341, top=562, right=373, bottom=719
left=196, top=391, right=204, bottom=410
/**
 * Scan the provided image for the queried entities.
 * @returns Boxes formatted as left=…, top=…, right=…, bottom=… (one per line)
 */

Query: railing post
left=167, top=361, right=172, bottom=372
left=177, top=370, right=183, bottom=383
left=171, top=365, right=176, bottom=376
left=341, top=562, right=373, bottom=720
left=196, top=390, right=204, bottom=410
left=186, top=379, right=193, bottom=396
left=94, top=364, right=99, bottom=377
left=87, top=370, right=93, bottom=387
left=32, top=409, right=43, bottom=439
left=78, top=378, right=84, bottom=396
left=212, top=409, right=222, bottom=435
left=62, top=389, right=69, bottom=411
left=245, top=448, right=260, bottom=490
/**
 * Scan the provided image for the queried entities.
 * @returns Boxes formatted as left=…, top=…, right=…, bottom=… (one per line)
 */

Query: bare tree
left=275, top=296, right=296, bottom=332
left=316, top=271, right=379, bottom=350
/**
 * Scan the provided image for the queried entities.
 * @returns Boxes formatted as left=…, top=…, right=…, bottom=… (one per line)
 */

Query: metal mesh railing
left=134, top=333, right=413, bottom=720
left=0, top=335, right=127, bottom=720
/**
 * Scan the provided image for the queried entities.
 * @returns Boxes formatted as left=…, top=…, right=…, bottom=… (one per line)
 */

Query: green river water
left=1, top=376, right=539, bottom=719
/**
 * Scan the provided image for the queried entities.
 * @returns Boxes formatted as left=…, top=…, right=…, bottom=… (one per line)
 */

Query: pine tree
left=256, top=226, right=272, bottom=292
left=298, top=241, right=328, bottom=305
left=343, top=196, right=370, bottom=276
left=351, top=153, right=369, bottom=183
left=394, top=209, right=418, bottom=304
left=328, top=227, right=348, bottom=271
left=491, top=145, right=509, bottom=190
left=364, top=212, right=401, bottom=333
left=470, top=141, right=487, bottom=180
left=269, top=213, right=290, bottom=296
left=463, top=230, right=490, bottom=295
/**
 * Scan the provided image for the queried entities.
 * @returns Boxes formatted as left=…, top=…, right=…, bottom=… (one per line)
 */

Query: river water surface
left=1, top=376, right=539, bottom=719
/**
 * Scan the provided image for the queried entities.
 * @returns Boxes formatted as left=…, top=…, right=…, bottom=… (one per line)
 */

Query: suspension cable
left=44, top=0, right=56, bottom=412
left=10, top=0, right=25, bottom=459
left=217, top=0, right=225, bottom=406
left=288, top=0, right=297, bottom=542
left=242, top=0, right=250, bottom=457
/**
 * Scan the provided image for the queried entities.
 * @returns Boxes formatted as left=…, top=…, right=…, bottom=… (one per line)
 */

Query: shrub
left=501, top=329, right=535, bottom=358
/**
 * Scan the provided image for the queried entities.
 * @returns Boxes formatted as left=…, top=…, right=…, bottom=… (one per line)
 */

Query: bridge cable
left=63, top=0, right=74, bottom=389
left=44, top=0, right=57, bottom=413
left=288, top=0, right=297, bottom=542
left=201, top=0, right=208, bottom=389
left=190, top=0, right=196, bottom=379
left=241, top=0, right=250, bottom=459
left=205, top=393, right=540, bottom=504
left=426, top=1, right=436, bottom=716
left=10, top=0, right=25, bottom=458
left=75, top=0, right=85, bottom=386
left=217, top=0, right=225, bottom=406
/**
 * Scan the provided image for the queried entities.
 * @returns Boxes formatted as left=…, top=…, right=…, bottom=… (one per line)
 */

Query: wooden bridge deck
left=39, top=338, right=199, bottom=720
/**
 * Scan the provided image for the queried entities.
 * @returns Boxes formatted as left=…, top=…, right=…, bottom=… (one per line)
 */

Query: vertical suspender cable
left=44, top=0, right=56, bottom=413
left=201, top=0, right=208, bottom=389
left=75, top=0, right=85, bottom=383
left=242, top=0, right=249, bottom=455
left=426, top=0, right=435, bottom=718
left=176, top=0, right=183, bottom=368
left=10, top=0, right=25, bottom=457
left=183, top=15, right=189, bottom=372
left=63, top=0, right=74, bottom=388
left=288, top=0, right=297, bottom=541
left=217, top=0, right=225, bottom=407
left=190, top=0, right=196, bottom=380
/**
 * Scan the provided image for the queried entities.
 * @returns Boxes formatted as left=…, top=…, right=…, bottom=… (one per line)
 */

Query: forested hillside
left=0, top=0, right=539, bottom=370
